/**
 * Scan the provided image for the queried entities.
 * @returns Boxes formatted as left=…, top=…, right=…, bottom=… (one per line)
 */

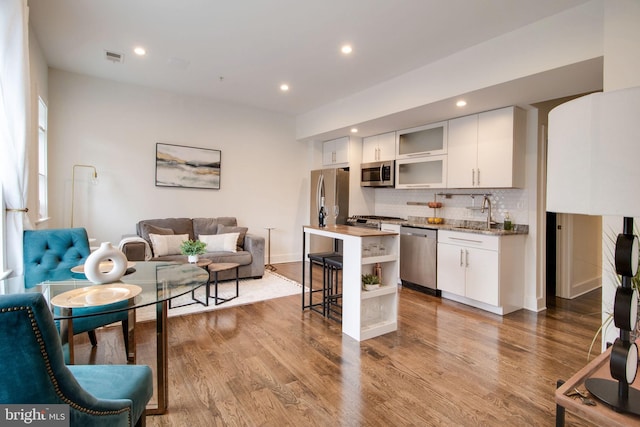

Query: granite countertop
left=382, top=217, right=528, bottom=236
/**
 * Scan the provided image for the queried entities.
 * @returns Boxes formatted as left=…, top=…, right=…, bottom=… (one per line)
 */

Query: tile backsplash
left=372, top=188, right=528, bottom=226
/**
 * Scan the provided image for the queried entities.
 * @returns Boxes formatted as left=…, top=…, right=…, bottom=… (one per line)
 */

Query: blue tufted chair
left=0, top=293, right=152, bottom=427
left=23, top=228, right=130, bottom=358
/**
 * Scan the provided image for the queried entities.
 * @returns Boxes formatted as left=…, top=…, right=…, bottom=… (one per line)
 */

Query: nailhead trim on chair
left=1, top=305, right=132, bottom=425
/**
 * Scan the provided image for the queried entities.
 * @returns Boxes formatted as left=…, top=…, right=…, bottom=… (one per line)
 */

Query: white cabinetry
left=381, top=223, right=401, bottom=286
left=395, top=155, right=447, bottom=189
left=437, top=230, right=524, bottom=315
left=358, top=228, right=399, bottom=340
left=362, top=132, right=395, bottom=163
left=303, top=225, right=399, bottom=341
left=395, top=121, right=447, bottom=188
left=447, top=106, right=525, bottom=188
left=396, top=121, right=447, bottom=158
left=447, top=114, right=478, bottom=188
left=323, top=136, right=350, bottom=166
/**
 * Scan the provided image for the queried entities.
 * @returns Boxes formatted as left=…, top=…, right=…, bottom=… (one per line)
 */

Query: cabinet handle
left=472, top=169, right=475, bottom=186
left=460, top=249, right=464, bottom=267
left=449, top=237, right=483, bottom=244
left=332, top=151, right=336, bottom=163
left=477, top=169, right=480, bottom=186
left=465, top=249, right=469, bottom=267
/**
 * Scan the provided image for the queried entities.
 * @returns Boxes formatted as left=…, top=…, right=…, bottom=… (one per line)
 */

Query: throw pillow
left=200, top=233, right=239, bottom=253
left=141, top=224, right=174, bottom=253
left=149, top=233, right=189, bottom=257
left=216, top=225, right=247, bottom=250
left=192, top=218, right=219, bottom=237
left=143, top=224, right=174, bottom=236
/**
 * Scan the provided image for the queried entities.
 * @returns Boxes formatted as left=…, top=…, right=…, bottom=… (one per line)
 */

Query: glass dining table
left=1, top=261, right=209, bottom=415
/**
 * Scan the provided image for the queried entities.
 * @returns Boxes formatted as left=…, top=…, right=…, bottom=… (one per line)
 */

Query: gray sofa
left=120, top=217, right=264, bottom=281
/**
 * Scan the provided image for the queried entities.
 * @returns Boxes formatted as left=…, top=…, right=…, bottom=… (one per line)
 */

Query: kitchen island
left=302, top=224, right=399, bottom=341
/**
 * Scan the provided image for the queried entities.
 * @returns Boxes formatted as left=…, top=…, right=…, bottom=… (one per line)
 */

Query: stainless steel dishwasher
left=400, top=226, right=439, bottom=296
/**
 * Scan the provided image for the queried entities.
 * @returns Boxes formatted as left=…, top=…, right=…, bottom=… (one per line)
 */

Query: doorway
left=546, top=212, right=602, bottom=301
left=546, top=212, right=557, bottom=298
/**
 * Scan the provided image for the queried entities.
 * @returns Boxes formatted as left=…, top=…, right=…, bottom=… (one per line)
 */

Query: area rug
left=136, top=270, right=302, bottom=322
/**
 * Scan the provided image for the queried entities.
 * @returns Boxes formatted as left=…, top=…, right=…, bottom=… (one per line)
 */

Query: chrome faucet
left=480, top=195, right=493, bottom=229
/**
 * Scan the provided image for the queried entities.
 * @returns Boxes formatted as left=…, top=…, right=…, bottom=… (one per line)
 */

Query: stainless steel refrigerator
left=310, top=168, right=349, bottom=253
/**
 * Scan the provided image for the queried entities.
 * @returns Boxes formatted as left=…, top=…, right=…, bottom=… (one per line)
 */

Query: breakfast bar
left=302, top=224, right=400, bottom=341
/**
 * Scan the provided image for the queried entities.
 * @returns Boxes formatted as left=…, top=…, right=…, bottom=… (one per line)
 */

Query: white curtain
left=0, top=0, right=31, bottom=279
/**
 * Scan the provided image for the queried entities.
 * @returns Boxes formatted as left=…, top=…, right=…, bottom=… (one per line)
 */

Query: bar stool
left=323, top=255, right=343, bottom=322
left=305, top=251, right=340, bottom=316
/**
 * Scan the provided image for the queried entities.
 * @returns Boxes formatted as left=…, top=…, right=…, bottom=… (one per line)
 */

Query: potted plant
left=180, top=239, right=207, bottom=263
left=361, top=273, right=381, bottom=291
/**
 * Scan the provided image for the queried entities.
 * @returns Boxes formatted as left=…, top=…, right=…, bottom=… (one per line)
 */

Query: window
left=37, top=97, right=48, bottom=221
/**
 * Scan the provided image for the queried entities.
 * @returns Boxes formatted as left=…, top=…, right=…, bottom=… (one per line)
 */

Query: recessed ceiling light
left=456, top=100, right=467, bottom=107
left=350, top=128, right=358, bottom=133
left=280, top=84, right=289, bottom=92
left=133, top=47, right=146, bottom=56
left=341, top=45, right=353, bottom=55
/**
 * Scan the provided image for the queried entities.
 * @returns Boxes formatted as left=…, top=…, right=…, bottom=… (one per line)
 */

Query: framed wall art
left=155, top=143, right=221, bottom=189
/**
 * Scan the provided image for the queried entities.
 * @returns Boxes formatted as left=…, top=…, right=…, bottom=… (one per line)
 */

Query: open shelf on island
left=360, top=320, right=398, bottom=341
left=361, top=284, right=396, bottom=300
left=361, top=254, right=396, bottom=265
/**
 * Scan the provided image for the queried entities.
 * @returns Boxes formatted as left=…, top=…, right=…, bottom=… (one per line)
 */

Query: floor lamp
left=547, top=86, right=640, bottom=414
left=70, top=164, right=98, bottom=228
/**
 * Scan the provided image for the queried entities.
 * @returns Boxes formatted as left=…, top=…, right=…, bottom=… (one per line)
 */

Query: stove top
left=346, top=215, right=405, bottom=228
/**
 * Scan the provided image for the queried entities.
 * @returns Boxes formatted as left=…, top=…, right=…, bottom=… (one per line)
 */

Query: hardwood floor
left=74, top=262, right=603, bottom=426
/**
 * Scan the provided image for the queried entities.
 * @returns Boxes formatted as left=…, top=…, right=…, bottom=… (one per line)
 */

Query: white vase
left=188, top=254, right=199, bottom=263
left=84, top=242, right=128, bottom=284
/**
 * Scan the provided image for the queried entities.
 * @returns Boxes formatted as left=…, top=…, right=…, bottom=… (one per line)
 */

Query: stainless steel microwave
left=361, top=160, right=395, bottom=187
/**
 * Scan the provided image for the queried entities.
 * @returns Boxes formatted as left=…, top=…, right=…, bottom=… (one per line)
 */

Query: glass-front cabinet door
left=396, top=121, right=447, bottom=158
left=395, top=155, right=447, bottom=188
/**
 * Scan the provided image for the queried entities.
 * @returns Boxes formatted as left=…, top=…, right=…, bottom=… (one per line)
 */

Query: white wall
left=600, top=0, right=640, bottom=347
left=296, top=0, right=604, bottom=140
left=47, top=69, right=308, bottom=263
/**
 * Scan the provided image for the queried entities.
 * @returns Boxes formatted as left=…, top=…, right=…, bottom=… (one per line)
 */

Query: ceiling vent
left=104, top=50, right=124, bottom=63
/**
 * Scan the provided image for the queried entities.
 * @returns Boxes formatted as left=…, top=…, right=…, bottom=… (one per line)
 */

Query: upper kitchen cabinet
left=395, top=155, right=447, bottom=189
left=396, top=121, right=448, bottom=159
left=323, top=136, right=350, bottom=167
left=447, top=106, right=526, bottom=188
left=362, top=132, right=395, bottom=163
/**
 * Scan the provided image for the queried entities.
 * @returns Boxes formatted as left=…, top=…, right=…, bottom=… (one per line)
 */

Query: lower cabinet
left=437, top=230, right=524, bottom=315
